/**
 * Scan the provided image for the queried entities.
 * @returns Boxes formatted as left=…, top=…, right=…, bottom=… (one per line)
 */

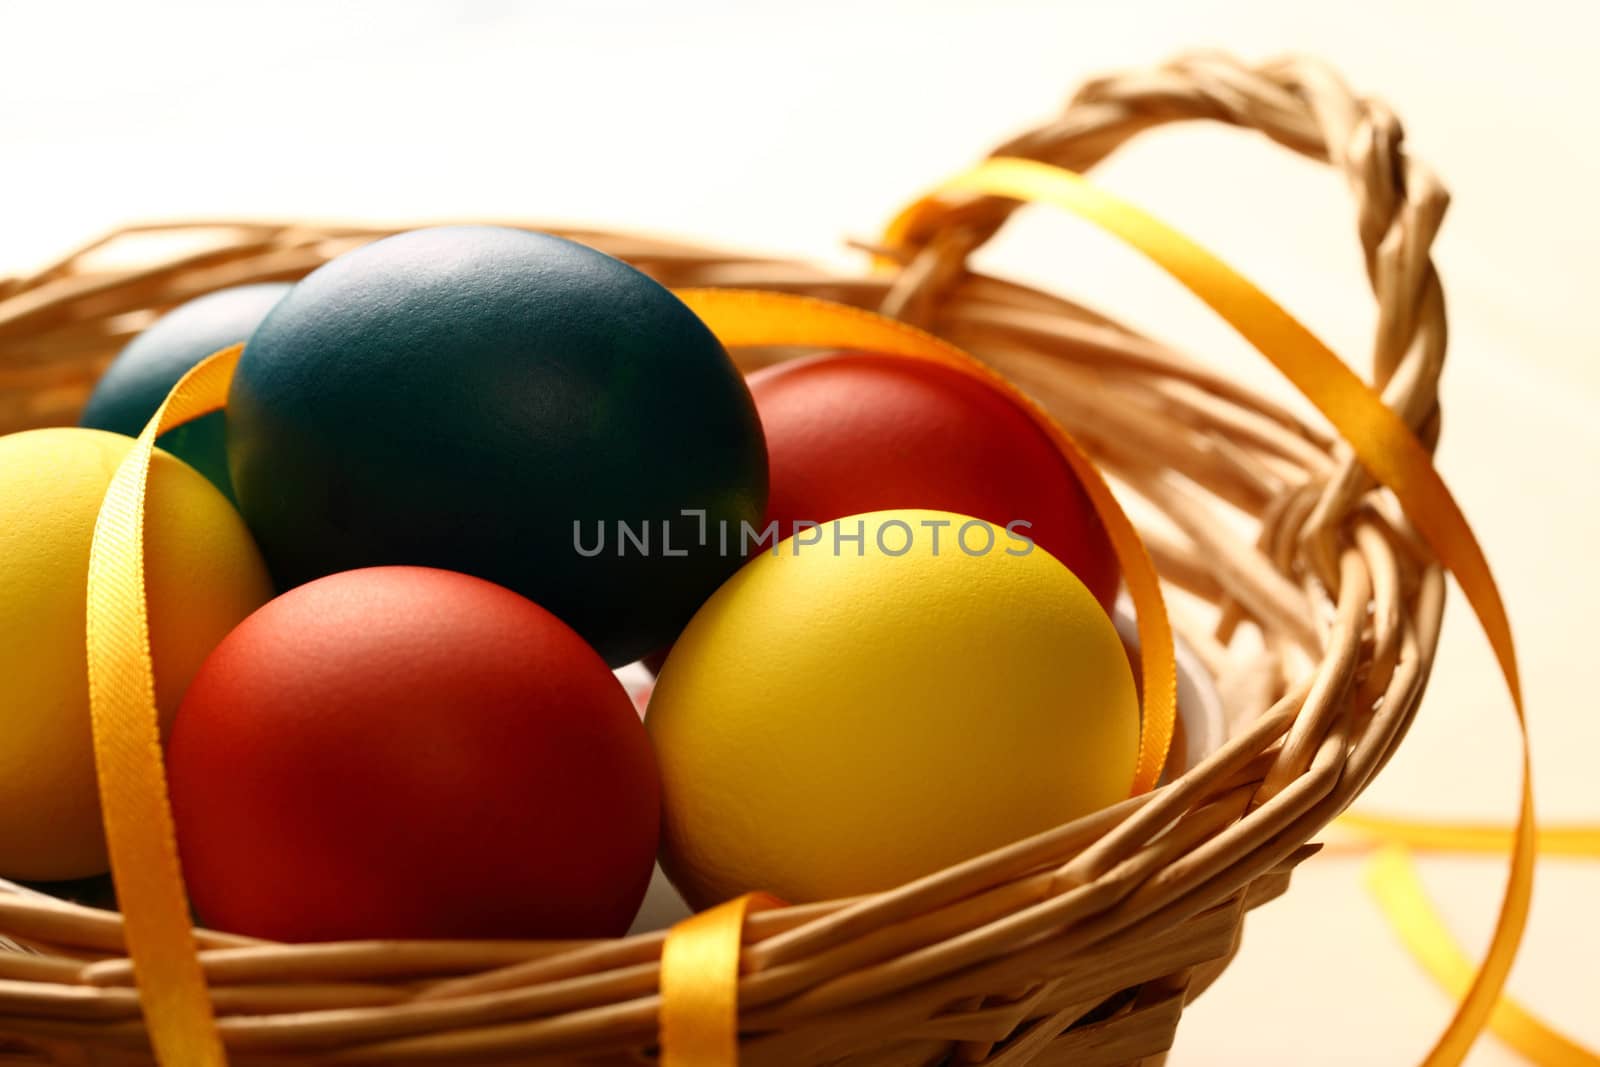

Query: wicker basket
left=0, top=52, right=1456, bottom=1066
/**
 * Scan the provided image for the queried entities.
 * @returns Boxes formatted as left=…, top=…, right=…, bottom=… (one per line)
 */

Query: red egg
left=168, top=566, right=660, bottom=942
left=747, top=353, right=1119, bottom=608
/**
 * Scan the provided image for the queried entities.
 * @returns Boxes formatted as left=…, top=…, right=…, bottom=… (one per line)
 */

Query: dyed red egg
left=747, top=354, right=1119, bottom=608
left=168, top=566, right=660, bottom=942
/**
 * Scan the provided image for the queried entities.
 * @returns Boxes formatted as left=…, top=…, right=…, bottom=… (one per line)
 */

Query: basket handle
left=880, top=146, right=1525, bottom=1067
left=880, top=52, right=1447, bottom=594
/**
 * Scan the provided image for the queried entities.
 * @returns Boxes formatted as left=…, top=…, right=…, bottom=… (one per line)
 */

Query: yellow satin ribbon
left=883, top=156, right=1536, bottom=1067
left=1346, top=810, right=1599, bottom=1064
left=1340, top=814, right=1600, bottom=858
left=660, top=892, right=782, bottom=1067
left=85, top=343, right=245, bottom=1066
left=1365, top=846, right=1599, bottom=1067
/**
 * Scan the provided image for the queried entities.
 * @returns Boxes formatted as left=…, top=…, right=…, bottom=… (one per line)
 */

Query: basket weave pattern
left=0, top=53, right=1446, bottom=1066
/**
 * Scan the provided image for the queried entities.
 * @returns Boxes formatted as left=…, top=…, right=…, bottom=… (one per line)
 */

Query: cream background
left=4, top=1, right=1596, bottom=1062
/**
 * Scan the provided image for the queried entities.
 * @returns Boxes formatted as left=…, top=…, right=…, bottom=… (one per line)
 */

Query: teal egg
left=80, top=284, right=290, bottom=500
left=227, top=226, right=767, bottom=666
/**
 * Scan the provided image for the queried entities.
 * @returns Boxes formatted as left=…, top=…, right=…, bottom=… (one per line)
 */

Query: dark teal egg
left=80, top=284, right=290, bottom=501
left=227, top=226, right=767, bottom=666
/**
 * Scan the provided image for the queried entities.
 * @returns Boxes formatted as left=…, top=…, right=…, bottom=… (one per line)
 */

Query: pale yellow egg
left=647, top=508, right=1138, bottom=907
left=0, top=428, right=274, bottom=880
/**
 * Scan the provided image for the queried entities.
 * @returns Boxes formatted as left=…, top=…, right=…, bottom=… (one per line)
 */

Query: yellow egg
left=647, top=508, right=1138, bottom=907
left=0, top=428, right=274, bottom=880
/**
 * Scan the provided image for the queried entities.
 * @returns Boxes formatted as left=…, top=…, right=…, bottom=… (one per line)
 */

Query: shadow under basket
left=0, top=52, right=1451, bottom=1067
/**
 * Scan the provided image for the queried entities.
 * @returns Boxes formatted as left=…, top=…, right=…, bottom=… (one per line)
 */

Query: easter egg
left=647, top=509, right=1138, bottom=907
left=0, top=428, right=273, bottom=880
left=227, top=227, right=766, bottom=666
left=80, top=283, right=290, bottom=500
left=747, top=353, right=1119, bottom=609
left=168, top=566, right=661, bottom=941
